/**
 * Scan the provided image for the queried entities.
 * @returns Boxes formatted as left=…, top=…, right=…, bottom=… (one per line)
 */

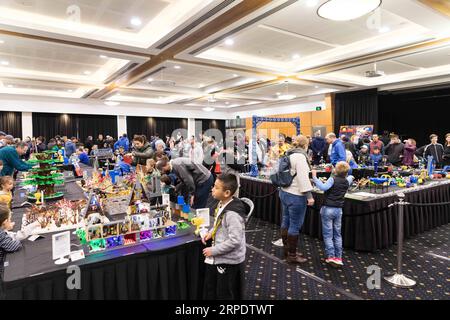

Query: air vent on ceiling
left=155, top=0, right=236, bottom=50
left=149, top=80, right=176, bottom=87
left=81, top=89, right=99, bottom=99
left=103, top=62, right=139, bottom=84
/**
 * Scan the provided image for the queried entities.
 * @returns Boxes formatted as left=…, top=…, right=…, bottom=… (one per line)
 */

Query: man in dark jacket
left=423, top=134, right=445, bottom=168
left=384, top=135, right=404, bottom=166
left=156, top=157, right=214, bottom=209
left=128, top=136, right=153, bottom=166
left=311, top=131, right=327, bottom=165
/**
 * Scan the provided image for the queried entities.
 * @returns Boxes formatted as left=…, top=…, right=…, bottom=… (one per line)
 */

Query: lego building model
left=22, top=151, right=65, bottom=202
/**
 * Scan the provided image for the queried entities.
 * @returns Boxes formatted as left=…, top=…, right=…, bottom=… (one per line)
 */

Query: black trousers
left=203, top=263, right=245, bottom=300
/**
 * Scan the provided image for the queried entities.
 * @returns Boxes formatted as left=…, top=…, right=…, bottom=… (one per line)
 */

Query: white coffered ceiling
left=0, top=0, right=449, bottom=111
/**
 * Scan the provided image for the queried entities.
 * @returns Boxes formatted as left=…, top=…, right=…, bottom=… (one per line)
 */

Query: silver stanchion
left=384, top=192, right=416, bottom=288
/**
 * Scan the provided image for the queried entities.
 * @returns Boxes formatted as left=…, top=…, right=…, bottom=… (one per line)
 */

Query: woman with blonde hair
left=279, top=135, right=314, bottom=264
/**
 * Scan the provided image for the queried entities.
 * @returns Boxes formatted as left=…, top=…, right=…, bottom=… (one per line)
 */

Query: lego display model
left=77, top=168, right=134, bottom=216
left=22, top=151, right=65, bottom=202
left=76, top=195, right=196, bottom=254
left=21, top=199, right=86, bottom=235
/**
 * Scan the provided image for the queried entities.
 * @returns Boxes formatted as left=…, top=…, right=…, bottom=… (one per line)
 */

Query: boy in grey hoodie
left=202, top=173, right=247, bottom=300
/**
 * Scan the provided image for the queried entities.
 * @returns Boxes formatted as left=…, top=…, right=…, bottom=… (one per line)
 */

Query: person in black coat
left=423, top=134, right=445, bottom=168
left=442, top=133, right=450, bottom=168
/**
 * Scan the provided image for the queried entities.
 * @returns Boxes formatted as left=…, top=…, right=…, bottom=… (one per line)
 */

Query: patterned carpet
left=243, top=217, right=450, bottom=300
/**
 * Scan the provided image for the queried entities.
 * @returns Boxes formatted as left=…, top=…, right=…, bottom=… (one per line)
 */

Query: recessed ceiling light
left=378, top=26, right=390, bottom=33
left=278, top=94, right=296, bottom=100
left=104, top=101, right=120, bottom=106
left=292, top=54, right=301, bottom=59
left=99, top=55, right=108, bottom=59
left=203, top=107, right=215, bottom=112
left=84, top=70, right=91, bottom=75
left=67, top=89, right=73, bottom=92
left=314, top=85, right=319, bottom=89
left=232, top=74, right=238, bottom=78
left=1, top=61, right=9, bottom=66
left=7, top=85, right=13, bottom=88
left=317, top=0, right=381, bottom=21
left=276, top=92, right=281, bottom=96
left=306, top=0, right=319, bottom=7
left=225, top=102, right=230, bottom=105
left=130, top=17, right=142, bottom=26
left=147, top=78, right=154, bottom=82
left=224, top=38, right=234, bottom=46
left=0, top=40, right=4, bottom=44
left=198, top=84, right=204, bottom=87
left=174, top=65, right=181, bottom=69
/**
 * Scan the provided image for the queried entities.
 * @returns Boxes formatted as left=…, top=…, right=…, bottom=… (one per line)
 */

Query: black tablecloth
left=240, top=177, right=450, bottom=252
left=5, top=180, right=205, bottom=300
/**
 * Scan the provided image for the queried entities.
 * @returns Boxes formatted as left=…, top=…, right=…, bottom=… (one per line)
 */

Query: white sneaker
left=272, top=238, right=283, bottom=247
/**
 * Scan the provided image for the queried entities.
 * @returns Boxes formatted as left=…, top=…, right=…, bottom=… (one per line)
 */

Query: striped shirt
left=0, top=229, right=22, bottom=279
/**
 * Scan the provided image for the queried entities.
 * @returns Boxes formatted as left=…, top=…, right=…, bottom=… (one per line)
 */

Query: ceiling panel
left=261, top=1, right=416, bottom=46
left=327, top=60, right=419, bottom=78
left=393, top=46, right=450, bottom=69
left=133, top=62, right=245, bottom=89
left=0, top=34, right=129, bottom=78
left=211, top=26, right=333, bottom=63
left=0, top=0, right=169, bottom=33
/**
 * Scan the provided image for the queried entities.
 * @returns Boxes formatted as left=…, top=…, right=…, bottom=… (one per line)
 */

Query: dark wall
left=127, top=116, right=187, bottom=141
left=334, top=88, right=379, bottom=132
left=198, top=119, right=226, bottom=141
left=378, top=87, right=450, bottom=147
left=32, top=113, right=117, bottom=141
left=0, top=111, right=22, bottom=138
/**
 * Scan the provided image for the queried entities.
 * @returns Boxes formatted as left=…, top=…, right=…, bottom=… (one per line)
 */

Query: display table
left=4, top=180, right=205, bottom=300
left=240, top=175, right=450, bottom=252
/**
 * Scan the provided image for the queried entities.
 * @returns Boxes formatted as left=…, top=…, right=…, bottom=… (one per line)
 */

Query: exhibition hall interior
left=0, top=0, right=449, bottom=302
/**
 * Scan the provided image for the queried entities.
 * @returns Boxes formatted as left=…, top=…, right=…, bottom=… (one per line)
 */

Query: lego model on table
left=21, top=151, right=65, bottom=202
left=77, top=167, right=135, bottom=216
left=76, top=194, right=197, bottom=254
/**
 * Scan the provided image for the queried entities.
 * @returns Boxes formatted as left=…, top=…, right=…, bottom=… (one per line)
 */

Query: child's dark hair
left=0, top=204, right=11, bottom=226
left=217, top=173, right=238, bottom=195
left=160, top=175, right=172, bottom=185
left=0, top=176, right=13, bottom=189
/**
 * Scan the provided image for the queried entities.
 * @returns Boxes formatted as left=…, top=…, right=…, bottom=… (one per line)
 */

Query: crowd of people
left=0, top=127, right=449, bottom=299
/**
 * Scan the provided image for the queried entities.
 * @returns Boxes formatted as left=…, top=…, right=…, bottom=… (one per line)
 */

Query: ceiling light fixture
left=130, top=17, right=142, bottom=26
left=203, top=107, right=215, bottom=112
left=278, top=94, right=297, bottom=100
left=84, top=70, right=91, bottom=75
left=7, top=85, right=13, bottom=88
left=174, top=65, right=181, bottom=69
left=99, top=55, right=108, bottom=59
left=232, top=74, right=238, bottom=78
left=104, top=101, right=120, bottom=106
left=314, top=85, right=319, bottom=89
left=147, top=78, right=154, bottom=82
left=292, top=54, right=301, bottom=59
left=317, top=0, right=381, bottom=21
left=1, top=61, right=9, bottom=66
left=0, top=40, right=4, bottom=44
left=378, top=26, right=390, bottom=33
left=224, top=38, right=234, bottom=46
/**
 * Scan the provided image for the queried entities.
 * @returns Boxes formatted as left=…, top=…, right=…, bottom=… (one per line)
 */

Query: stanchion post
left=384, top=192, right=416, bottom=288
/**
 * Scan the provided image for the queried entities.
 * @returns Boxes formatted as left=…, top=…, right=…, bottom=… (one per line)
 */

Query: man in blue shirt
left=0, top=142, right=33, bottom=176
left=76, top=147, right=90, bottom=165
left=63, top=136, right=76, bottom=157
left=326, top=133, right=346, bottom=166
left=114, top=134, right=130, bottom=152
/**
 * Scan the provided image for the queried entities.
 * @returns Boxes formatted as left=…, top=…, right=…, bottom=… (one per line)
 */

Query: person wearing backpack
left=276, top=135, right=314, bottom=264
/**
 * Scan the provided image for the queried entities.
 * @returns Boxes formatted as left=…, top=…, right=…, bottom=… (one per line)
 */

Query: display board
left=339, top=125, right=374, bottom=142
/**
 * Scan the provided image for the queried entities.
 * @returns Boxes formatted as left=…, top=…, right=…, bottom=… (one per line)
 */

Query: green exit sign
left=316, top=106, right=322, bottom=111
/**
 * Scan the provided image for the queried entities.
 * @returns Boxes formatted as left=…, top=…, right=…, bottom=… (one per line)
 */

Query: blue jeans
left=279, top=190, right=307, bottom=236
left=193, top=174, right=214, bottom=209
left=320, top=206, right=343, bottom=258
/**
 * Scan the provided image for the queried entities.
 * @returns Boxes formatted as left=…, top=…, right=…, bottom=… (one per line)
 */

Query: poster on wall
left=339, top=125, right=374, bottom=143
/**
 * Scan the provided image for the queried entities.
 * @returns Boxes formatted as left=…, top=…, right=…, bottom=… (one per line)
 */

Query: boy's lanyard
left=211, top=199, right=232, bottom=243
